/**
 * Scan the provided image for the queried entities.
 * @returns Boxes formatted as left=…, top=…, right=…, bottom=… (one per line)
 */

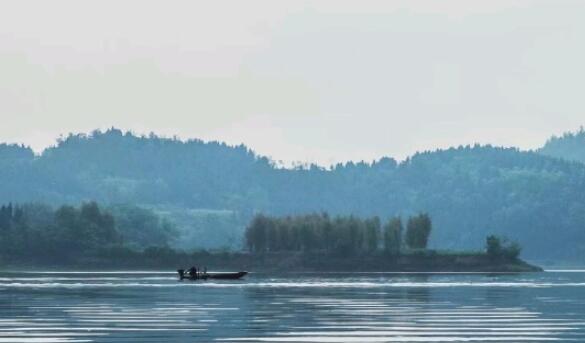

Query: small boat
left=177, top=269, right=247, bottom=280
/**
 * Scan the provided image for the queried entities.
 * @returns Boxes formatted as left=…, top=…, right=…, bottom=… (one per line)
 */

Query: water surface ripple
left=1, top=271, right=584, bottom=342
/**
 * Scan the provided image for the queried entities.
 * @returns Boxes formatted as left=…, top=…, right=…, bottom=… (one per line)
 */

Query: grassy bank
left=1, top=248, right=542, bottom=272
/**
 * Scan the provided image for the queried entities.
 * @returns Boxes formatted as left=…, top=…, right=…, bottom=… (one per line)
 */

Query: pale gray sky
left=0, top=0, right=584, bottom=165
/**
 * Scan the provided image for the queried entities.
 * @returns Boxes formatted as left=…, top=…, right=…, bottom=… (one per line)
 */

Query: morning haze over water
left=1, top=1, right=585, bottom=342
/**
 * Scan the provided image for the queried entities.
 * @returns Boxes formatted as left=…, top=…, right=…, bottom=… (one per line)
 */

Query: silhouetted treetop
left=539, top=127, right=585, bottom=164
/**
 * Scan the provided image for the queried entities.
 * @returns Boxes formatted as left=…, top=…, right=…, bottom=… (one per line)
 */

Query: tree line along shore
left=241, top=212, right=537, bottom=272
left=0, top=202, right=540, bottom=271
left=2, top=128, right=585, bottom=263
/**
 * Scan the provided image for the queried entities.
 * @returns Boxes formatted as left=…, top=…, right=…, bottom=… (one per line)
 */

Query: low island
left=219, top=213, right=542, bottom=273
left=65, top=213, right=542, bottom=273
left=0, top=203, right=541, bottom=272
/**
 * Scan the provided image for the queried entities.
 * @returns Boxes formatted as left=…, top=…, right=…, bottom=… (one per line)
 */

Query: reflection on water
left=0, top=271, right=584, bottom=342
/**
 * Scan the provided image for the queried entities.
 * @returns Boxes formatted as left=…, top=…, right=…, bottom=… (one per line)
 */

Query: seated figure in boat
left=188, top=266, right=197, bottom=279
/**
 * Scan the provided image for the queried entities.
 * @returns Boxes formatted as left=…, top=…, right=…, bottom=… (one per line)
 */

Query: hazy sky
left=1, top=1, right=584, bottom=165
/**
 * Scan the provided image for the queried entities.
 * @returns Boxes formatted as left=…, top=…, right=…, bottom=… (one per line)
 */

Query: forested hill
left=1, top=128, right=585, bottom=263
left=538, top=127, right=585, bottom=164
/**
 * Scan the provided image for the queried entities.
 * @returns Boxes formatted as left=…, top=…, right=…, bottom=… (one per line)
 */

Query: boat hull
left=206, top=271, right=248, bottom=280
left=178, top=270, right=247, bottom=280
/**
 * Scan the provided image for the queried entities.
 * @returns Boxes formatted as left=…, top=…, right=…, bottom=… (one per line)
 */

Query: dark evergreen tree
left=384, top=217, right=403, bottom=255
left=405, top=213, right=432, bottom=249
left=0, top=202, right=177, bottom=263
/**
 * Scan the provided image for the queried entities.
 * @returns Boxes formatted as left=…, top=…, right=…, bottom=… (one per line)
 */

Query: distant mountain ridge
left=1, top=128, right=585, bottom=263
left=538, top=127, right=585, bottom=164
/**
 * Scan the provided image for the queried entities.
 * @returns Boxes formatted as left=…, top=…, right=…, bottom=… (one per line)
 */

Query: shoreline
left=1, top=251, right=543, bottom=273
left=237, top=253, right=542, bottom=273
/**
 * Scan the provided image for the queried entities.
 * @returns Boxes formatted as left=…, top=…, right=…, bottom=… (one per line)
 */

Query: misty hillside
left=538, top=128, right=585, bottom=164
left=1, top=128, right=585, bottom=262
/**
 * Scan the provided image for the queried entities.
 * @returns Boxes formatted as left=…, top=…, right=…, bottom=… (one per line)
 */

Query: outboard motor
left=177, top=269, right=185, bottom=280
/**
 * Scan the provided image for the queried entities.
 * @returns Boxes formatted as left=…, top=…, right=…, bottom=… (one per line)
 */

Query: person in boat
left=203, top=266, right=207, bottom=275
left=188, top=266, right=197, bottom=279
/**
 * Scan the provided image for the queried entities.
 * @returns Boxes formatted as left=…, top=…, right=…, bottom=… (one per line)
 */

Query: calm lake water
left=1, top=270, right=585, bottom=342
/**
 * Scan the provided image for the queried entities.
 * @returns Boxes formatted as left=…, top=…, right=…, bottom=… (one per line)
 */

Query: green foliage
left=165, top=208, right=244, bottom=251
left=539, top=127, right=585, bottom=164
left=1, top=128, right=585, bottom=261
left=53, top=202, right=118, bottom=253
left=365, top=217, right=381, bottom=252
left=486, top=235, right=521, bottom=260
left=486, top=235, right=502, bottom=257
left=405, top=213, right=432, bottom=249
left=383, top=217, right=403, bottom=255
left=246, top=213, right=411, bottom=256
left=0, top=201, right=178, bottom=263
left=245, top=214, right=269, bottom=252
left=108, top=204, right=177, bottom=249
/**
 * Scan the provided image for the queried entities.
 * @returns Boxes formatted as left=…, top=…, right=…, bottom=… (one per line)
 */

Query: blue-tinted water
left=1, top=271, right=584, bottom=342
